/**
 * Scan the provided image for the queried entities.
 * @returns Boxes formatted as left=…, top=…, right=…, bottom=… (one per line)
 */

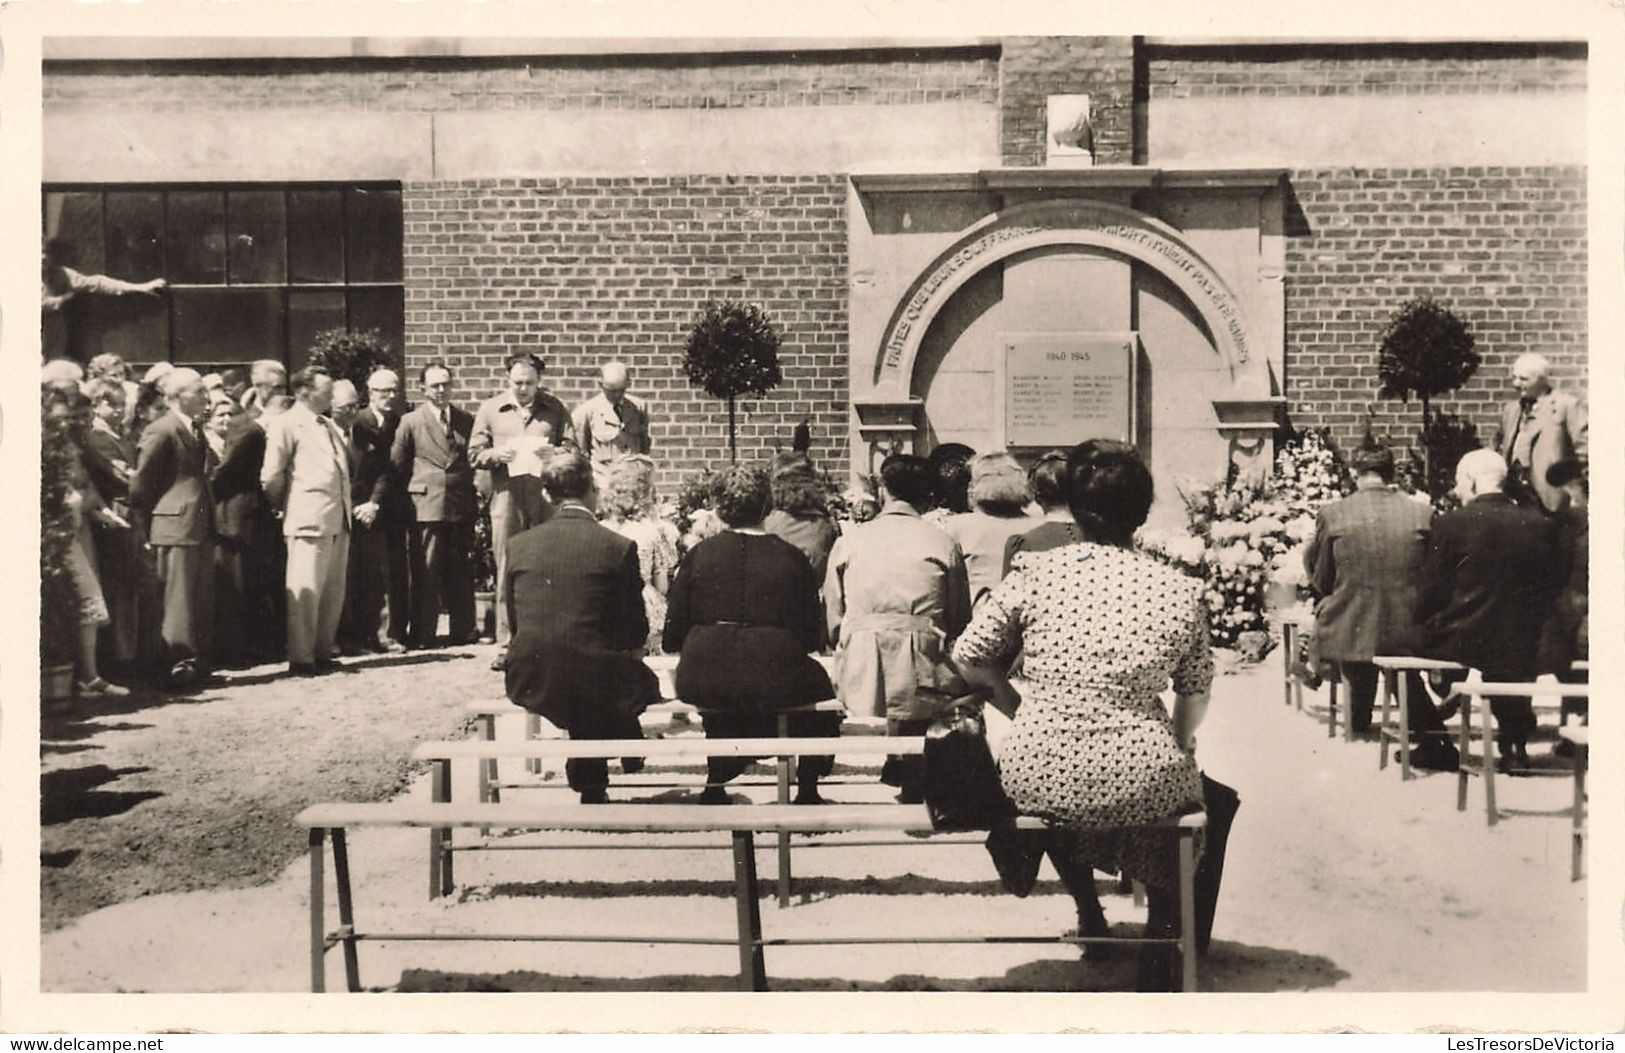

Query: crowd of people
left=40, top=349, right=653, bottom=694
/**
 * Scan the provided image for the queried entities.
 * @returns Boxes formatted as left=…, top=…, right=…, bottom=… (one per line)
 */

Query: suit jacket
left=390, top=402, right=476, bottom=523
left=210, top=415, right=271, bottom=542
left=469, top=389, right=574, bottom=496
left=260, top=403, right=353, bottom=538
left=130, top=410, right=213, bottom=546
left=1496, top=388, right=1587, bottom=513
left=1305, top=485, right=1432, bottom=662
left=503, top=506, right=657, bottom=731
left=82, top=422, right=136, bottom=514
left=1416, top=492, right=1560, bottom=679
left=349, top=405, right=409, bottom=524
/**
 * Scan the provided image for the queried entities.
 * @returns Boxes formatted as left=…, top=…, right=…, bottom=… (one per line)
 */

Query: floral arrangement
left=1137, top=430, right=1352, bottom=650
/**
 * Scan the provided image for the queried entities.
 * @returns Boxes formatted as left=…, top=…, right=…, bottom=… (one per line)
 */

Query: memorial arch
left=847, top=170, right=1288, bottom=526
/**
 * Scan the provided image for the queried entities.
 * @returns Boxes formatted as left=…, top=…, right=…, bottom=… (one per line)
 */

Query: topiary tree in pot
left=41, top=399, right=80, bottom=697
left=1376, top=296, right=1481, bottom=497
left=305, top=327, right=399, bottom=391
left=683, top=300, right=783, bottom=462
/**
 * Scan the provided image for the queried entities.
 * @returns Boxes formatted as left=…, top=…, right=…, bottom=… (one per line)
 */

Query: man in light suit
left=572, top=360, right=652, bottom=478
left=1305, top=441, right=1456, bottom=769
left=1495, top=352, right=1587, bottom=513
left=261, top=366, right=353, bottom=676
left=390, top=360, right=478, bottom=648
left=504, top=448, right=657, bottom=803
left=129, top=367, right=215, bottom=688
left=469, top=352, right=574, bottom=669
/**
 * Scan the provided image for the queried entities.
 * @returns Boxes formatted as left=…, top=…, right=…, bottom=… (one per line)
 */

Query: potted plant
left=1376, top=297, right=1480, bottom=498
left=41, top=402, right=80, bottom=700
left=472, top=493, right=498, bottom=642
left=682, top=300, right=783, bottom=462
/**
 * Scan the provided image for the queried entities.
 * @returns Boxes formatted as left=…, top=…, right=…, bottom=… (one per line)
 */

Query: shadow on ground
left=41, top=765, right=161, bottom=825
left=396, top=940, right=1347, bottom=993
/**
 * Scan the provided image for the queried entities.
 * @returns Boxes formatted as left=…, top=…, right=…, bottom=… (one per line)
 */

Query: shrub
left=682, top=301, right=782, bottom=461
left=306, top=327, right=399, bottom=391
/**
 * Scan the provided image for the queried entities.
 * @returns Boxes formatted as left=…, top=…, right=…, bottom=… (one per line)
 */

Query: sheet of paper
left=502, top=435, right=551, bottom=477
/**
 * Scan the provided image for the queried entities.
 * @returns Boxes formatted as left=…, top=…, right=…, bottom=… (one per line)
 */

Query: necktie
left=1506, top=398, right=1534, bottom=463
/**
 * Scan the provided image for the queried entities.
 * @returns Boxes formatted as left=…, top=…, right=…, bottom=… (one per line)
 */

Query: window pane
left=43, top=192, right=105, bottom=274
left=288, top=289, right=347, bottom=371
left=347, top=286, right=405, bottom=372
left=227, top=191, right=287, bottom=284
left=288, top=190, right=343, bottom=283
left=105, top=192, right=165, bottom=281
left=345, top=188, right=403, bottom=282
left=78, top=294, right=169, bottom=368
left=167, top=191, right=227, bottom=284
left=172, top=287, right=284, bottom=364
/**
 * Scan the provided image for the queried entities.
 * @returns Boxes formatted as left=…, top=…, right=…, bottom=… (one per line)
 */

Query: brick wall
left=999, top=36, right=1136, bottom=166
left=43, top=48, right=998, bottom=113
left=1148, top=43, right=1585, bottom=99
left=1283, top=166, right=1587, bottom=454
left=403, top=175, right=850, bottom=480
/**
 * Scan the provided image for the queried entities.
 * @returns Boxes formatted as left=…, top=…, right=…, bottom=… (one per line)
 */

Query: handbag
left=921, top=708, right=1017, bottom=831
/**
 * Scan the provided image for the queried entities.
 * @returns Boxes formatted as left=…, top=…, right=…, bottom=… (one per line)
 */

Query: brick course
left=999, top=36, right=1136, bottom=166
left=44, top=48, right=998, bottom=113
left=404, top=175, right=850, bottom=480
left=1148, top=44, right=1585, bottom=99
left=1284, top=165, right=1587, bottom=454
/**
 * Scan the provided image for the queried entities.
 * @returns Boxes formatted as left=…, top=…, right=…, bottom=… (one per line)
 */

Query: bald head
left=162, top=367, right=209, bottom=420
left=1511, top=353, right=1552, bottom=401
left=1454, top=448, right=1508, bottom=502
left=598, top=361, right=631, bottom=405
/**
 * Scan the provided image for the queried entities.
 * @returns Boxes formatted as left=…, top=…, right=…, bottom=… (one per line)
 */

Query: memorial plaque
left=1004, top=334, right=1135, bottom=447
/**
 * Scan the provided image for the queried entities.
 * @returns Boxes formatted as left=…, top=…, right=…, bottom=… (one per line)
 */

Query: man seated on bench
left=504, top=447, right=661, bottom=803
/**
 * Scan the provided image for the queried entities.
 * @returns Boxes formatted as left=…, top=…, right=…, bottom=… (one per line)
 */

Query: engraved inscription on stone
left=1004, top=336, right=1134, bottom=447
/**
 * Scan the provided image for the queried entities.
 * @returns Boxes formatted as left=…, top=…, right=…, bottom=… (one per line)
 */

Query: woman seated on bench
left=953, top=440, right=1212, bottom=988
left=663, top=463, right=842, bottom=805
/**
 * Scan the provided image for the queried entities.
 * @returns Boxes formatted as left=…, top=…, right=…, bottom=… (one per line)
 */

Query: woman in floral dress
left=953, top=440, right=1212, bottom=986
left=598, top=455, right=679, bottom=655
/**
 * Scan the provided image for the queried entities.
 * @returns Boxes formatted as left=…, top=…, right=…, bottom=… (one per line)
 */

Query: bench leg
left=1326, top=677, right=1338, bottom=739
left=1132, top=880, right=1146, bottom=909
left=1397, top=672, right=1413, bottom=781
left=308, top=828, right=326, bottom=993
left=1481, top=697, right=1498, bottom=827
left=1178, top=831, right=1198, bottom=994
left=1456, top=696, right=1472, bottom=812
left=1378, top=669, right=1393, bottom=771
left=1282, top=624, right=1295, bottom=708
left=732, top=831, right=768, bottom=992
left=526, top=712, right=543, bottom=776
left=1572, top=745, right=1587, bottom=882
left=479, top=714, right=498, bottom=837
left=776, top=724, right=792, bottom=908
left=331, top=828, right=361, bottom=992
left=430, top=758, right=453, bottom=899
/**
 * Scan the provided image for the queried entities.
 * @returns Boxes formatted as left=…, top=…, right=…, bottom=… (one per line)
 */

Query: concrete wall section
left=46, top=102, right=997, bottom=183
left=435, top=102, right=999, bottom=178
left=44, top=112, right=436, bottom=182
left=1149, top=94, right=1586, bottom=168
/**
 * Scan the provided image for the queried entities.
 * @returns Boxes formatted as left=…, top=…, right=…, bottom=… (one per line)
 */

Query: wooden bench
left=295, top=801, right=1207, bottom=993
left=1279, top=613, right=1354, bottom=739
left=415, top=735, right=925, bottom=906
left=1558, top=726, right=1587, bottom=882
left=1455, top=681, right=1592, bottom=826
left=1371, top=656, right=1466, bottom=779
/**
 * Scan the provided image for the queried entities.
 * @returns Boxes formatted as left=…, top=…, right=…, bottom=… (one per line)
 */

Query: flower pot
left=41, top=663, right=75, bottom=702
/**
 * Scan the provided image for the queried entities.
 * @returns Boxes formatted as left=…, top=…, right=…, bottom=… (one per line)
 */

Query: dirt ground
left=39, top=645, right=492, bottom=931
left=38, top=648, right=1590, bottom=996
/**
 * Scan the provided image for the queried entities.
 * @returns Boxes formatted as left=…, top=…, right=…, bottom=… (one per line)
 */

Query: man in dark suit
left=129, top=367, right=215, bottom=688
left=337, top=373, right=408, bottom=654
left=208, top=388, right=284, bottom=666
left=389, top=360, right=477, bottom=648
left=504, top=448, right=658, bottom=803
left=1418, top=448, right=1561, bottom=773
left=1305, top=441, right=1456, bottom=768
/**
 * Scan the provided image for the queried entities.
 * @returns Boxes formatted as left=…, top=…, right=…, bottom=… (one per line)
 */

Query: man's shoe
left=315, top=656, right=341, bottom=672
left=578, top=788, right=609, bottom=805
left=793, top=784, right=828, bottom=805
left=289, top=662, right=319, bottom=678
left=896, top=785, right=926, bottom=805
left=167, top=661, right=199, bottom=690
left=621, top=757, right=645, bottom=775
left=381, top=640, right=408, bottom=654
left=78, top=677, right=129, bottom=698
left=490, top=653, right=508, bottom=672
left=698, top=786, right=732, bottom=805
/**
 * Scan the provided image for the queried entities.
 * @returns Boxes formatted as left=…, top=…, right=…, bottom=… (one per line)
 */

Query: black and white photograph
left=3, top=0, right=1622, bottom=1036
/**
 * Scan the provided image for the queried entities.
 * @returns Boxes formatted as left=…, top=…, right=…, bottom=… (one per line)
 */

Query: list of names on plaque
left=1004, top=338, right=1133, bottom=447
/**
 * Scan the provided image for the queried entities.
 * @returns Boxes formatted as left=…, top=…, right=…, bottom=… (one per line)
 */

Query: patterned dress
left=952, top=542, right=1213, bottom=886
left=604, top=515, right=680, bottom=655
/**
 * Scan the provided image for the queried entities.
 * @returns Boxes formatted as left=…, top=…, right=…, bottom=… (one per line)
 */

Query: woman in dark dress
left=663, top=464, right=842, bottom=804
